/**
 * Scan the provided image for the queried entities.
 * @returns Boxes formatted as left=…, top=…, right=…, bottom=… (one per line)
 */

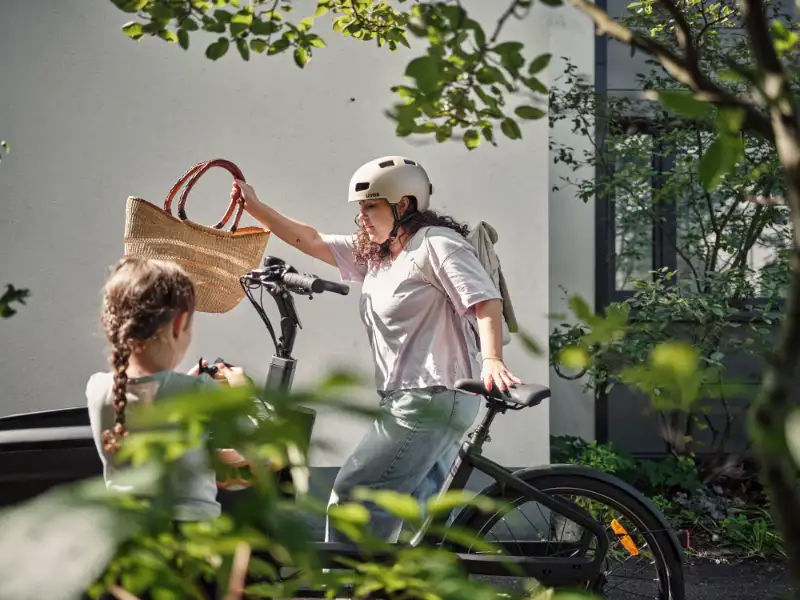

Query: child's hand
left=187, top=360, right=208, bottom=376
left=217, top=364, right=250, bottom=388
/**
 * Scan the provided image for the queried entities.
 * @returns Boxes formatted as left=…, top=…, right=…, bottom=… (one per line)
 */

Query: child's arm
left=213, top=364, right=252, bottom=466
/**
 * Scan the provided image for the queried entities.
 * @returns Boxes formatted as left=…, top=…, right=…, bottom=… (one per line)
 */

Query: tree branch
left=567, top=0, right=776, bottom=143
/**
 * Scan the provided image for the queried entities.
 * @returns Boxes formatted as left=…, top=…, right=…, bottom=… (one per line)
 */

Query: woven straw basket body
left=124, top=159, right=270, bottom=313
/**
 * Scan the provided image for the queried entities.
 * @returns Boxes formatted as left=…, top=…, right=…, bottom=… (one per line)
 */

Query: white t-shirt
left=321, top=226, right=502, bottom=391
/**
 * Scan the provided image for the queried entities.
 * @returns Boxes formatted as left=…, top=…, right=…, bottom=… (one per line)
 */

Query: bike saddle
left=454, top=379, right=551, bottom=409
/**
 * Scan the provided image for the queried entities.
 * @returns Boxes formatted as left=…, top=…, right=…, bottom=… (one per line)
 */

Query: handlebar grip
left=281, top=272, right=350, bottom=296
left=317, top=279, right=350, bottom=296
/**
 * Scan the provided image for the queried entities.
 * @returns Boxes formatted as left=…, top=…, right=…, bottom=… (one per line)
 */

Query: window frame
left=596, top=121, right=787, bottom=314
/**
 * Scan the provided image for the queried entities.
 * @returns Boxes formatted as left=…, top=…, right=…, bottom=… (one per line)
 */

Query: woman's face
left=356, top=198, right=408, bottom=243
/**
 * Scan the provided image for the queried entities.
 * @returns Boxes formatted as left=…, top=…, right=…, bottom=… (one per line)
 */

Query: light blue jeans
left=325, top=386, right=481, bottom=543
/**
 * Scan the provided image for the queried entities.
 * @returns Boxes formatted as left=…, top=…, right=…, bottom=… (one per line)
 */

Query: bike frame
left=246, top=268, right=612, bottom=588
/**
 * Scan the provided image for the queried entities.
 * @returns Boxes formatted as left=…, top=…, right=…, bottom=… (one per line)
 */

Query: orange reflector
left=611, top=519, right=639, bottom=556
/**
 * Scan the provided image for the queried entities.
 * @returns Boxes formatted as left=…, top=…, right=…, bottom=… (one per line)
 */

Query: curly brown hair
left=353, top=198, right=470, bottom=267
left=99, top=257, right=196, bottom=455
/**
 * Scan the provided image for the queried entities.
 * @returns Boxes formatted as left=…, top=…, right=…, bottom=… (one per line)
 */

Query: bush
left=551, top=434, right=785, bottom=560
left=0, top=378, right=595, bottom=600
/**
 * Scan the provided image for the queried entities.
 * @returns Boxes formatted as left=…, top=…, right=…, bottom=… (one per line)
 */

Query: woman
left=233, top=155, right=522, bottom=543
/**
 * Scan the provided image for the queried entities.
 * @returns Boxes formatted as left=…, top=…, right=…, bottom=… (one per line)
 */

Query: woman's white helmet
left=348, top=156, right=433, bottom=212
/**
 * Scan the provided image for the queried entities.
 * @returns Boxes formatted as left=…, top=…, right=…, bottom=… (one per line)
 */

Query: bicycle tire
left=447, top=467, right=685, bottom=600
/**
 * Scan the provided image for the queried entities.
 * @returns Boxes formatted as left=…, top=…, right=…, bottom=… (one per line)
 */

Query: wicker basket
left=124, top=159, right=270, bottom=313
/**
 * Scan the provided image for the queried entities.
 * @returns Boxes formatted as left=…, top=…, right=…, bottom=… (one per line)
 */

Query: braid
left=98, top=257, right=196, bottom=456
left=102, top=339, right=132, bottom=454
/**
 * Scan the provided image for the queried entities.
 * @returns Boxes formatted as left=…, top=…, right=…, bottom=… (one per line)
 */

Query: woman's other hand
left=481, top=357, right=523, bottom=393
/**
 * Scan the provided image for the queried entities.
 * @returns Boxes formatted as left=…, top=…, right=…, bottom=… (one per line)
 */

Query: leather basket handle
left=163, top=159, right=246, bottom=232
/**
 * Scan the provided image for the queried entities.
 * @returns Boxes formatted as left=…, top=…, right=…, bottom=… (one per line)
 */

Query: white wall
left=0, top=0, right=590, bottom=468
left=547, top=4, right=597, bottom=440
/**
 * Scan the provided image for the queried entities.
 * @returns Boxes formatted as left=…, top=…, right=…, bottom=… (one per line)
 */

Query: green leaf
left=500, top=118, right=521, bottom=140
left=481, top=126, right=495, bottom=145
left=405, top=55, right=442, bottom=95
left=651, top=342, right=699, bottom=379
left=523, top=76, right=548, bottom=95
left=306, top=34, right=326, bottom=48
left=716, top=106, right=744, bottom=135
left=515, top=105, right=546, bottom=120
left=426, top=490, right=497, bottom=516
left=121, top=21, right=144, bottom=40
left=213, top=9, right=232, bottom=23
left=268, top=38, right=291, bottom=55
left=492, top=41, right=524, bottom=56
left=528, top=53, right=552, bottom=75
left=231, top=10, right=253, bottom=26
left=698, top=134, right=743, bottom=190
left=353, top=489, right=421, bottom=522
left=559, top=346, right=590, bottom=370
left=149, top=3, right=175, bottom=19
left=463, top=129, right=481, bottom=150
left=251, top=18, right=280, bottom=36
left=202, top=17, right=227, bottom=33
left=250, top=38, right=268, bottom=53
left=177, top=28, right=190, bottom=50
left=298, top=16, right=314, bottom=32
left=658, top=90, right=713, bottom=119
left=158, top=29, right=178, bottom=43
left=111, top=0, right=148, bottom=13
left=236, top=38, right=250, bottom=61
left=181, top=17, right=199, bottom=31
left=294, top=46, right=310, bottom=68
left=698, top=136, right=725, bottom=190
left=328, top=503, right=370, bottom=526
left=0, top=284, right=29, bottom=318
left=314, top=3, right=330, bottom=18
left=205, top=37, right=230, bottom=60
left=517, top=329, right=542, bottom=355
left=568, top=296, right=593, bottom=322
left=476, top=66, right=504, bottom=85
left=493, top=41, right=525, bottom=72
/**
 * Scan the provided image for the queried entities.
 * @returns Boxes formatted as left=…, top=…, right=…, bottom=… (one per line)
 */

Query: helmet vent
left=404, top=159, right=416, bottom=165
left=354, top=182, right=370, bottom=192
left=378, top=160, right=395, bottom=168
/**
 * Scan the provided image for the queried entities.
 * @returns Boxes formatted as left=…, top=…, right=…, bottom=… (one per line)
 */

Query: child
left=86, top=256, right=248, bottom=522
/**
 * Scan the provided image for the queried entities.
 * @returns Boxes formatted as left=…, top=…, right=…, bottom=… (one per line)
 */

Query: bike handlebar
left=243, top=257, right=350, bottom=297
left=281, top=272, right=350, bottom=296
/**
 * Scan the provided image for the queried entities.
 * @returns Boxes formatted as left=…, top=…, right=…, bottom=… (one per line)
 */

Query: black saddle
left=454, top=379, right=551, bottom=410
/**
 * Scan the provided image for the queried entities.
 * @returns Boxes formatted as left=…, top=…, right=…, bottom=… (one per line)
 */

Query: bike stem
left=263, top=283, right=303, bottom=393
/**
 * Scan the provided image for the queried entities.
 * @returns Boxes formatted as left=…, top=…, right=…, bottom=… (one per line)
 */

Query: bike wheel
left=447, top=469, right=684, bottom=600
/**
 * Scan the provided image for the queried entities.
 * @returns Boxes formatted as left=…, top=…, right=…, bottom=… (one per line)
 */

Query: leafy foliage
left=548, top=0, right=796, bottom=461
left=553, top=435, right=785, bottom=560
left=108, top=0, right=555, bottom=149
left=0, top=372, right=594, bottom=599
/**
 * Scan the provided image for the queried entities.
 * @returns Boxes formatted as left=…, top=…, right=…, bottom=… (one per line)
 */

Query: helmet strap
left=380, top=203, right=413, bottom=255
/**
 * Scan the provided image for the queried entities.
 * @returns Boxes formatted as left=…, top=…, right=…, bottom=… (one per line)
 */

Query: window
left=597, top=123, right=790, bottom=308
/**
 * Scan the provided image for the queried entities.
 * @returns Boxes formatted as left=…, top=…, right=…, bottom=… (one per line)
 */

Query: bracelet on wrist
left=482, top=356, right=503, bottom=362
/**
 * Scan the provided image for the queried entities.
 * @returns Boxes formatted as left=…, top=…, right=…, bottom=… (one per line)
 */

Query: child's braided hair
left=99, top=257, right=196, bottom=454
